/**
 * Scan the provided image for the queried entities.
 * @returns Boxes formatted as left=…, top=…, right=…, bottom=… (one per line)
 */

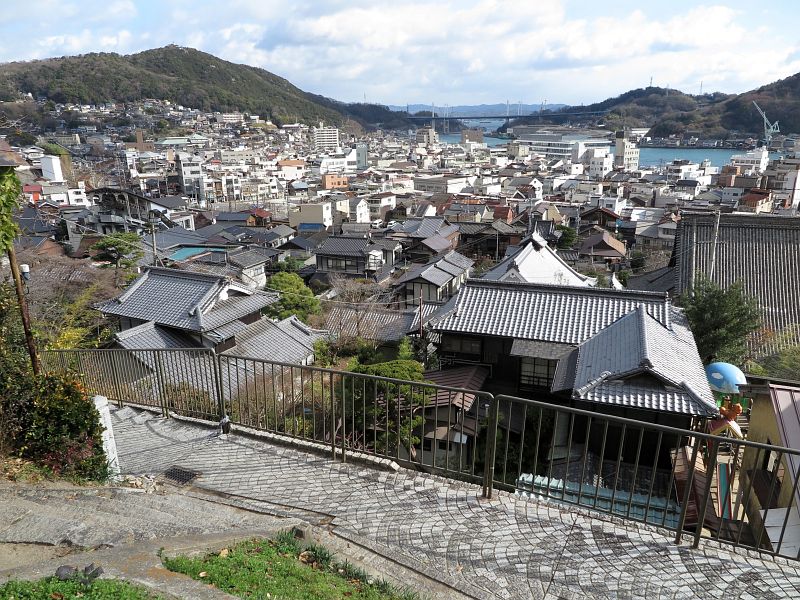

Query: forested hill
left=0, top=45, right=407, bottom=128
left=511, top=74, right=800, bottom=138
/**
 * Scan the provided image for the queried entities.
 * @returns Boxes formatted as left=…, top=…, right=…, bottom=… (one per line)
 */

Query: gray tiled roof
left=390, top=217, right=448, bottom=239
left=395, top=251, right=473, bottom=287
left=326, top=304, right=437, bottom=342
left=580, top=382, right=713, bottom=416
left=315, top=236, right=370, bottom=257
left=559, top=306, right=715, bottom=416
left=228, top=247, right=280, bottom=268
left=430, top=280, right=671, bottom=345
left=675, top=213, right=800, bottom=354
left=626, top=266, right=675, bottom=294
left=154, top=227, right=207, bottom=249
left=114, top=321, right=198, bottom=350
left=98, top=267, right=277, bottom=333
left=224, top=316, right=325, bottom=363
left=421, top=234, right=452, bottom=253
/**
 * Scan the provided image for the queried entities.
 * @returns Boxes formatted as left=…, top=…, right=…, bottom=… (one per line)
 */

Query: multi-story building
left=288, top=201, right=334, bottom=229
left=614, top=130, right=640, bottom=172
left=176, top=153, right=204, bottom=200
left=313, top=125, right=340, bottom=152
left=416, top=128, right=439, bottom=145
left=763, top=153, right=800, bottom=209
left=730, top=147, right=770, bottom=176
left=516, top=131, right=611, bottom=161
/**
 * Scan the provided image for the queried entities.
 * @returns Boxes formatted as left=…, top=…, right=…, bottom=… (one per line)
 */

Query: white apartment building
left=614, top=131, right=640, bottom=172
left=416, top=128, right=439, bottom=145
left=176, top=153, right=204, bottom=199
left=413, top=175, right=471, bottom=194
left=313, top=125, right=340, bottom=152
left=730, top=147, right=770, bottom=176
left=516, top=131, right=611, bottom=161
left=221, top=174, right=242, bottom=202
left=586, top=149, right=614, bottom=179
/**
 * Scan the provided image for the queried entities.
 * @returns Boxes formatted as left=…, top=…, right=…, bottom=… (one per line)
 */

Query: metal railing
left=42, top=348, right=800, bottom=560
left=42, top=348, right=494, bottom=485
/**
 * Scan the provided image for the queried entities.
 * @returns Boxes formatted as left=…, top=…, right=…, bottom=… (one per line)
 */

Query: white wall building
left=313, top=125, right=340, bottom=152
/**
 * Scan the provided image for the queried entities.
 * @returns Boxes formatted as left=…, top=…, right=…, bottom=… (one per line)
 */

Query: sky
left=1, top=0, right=799, bottom=106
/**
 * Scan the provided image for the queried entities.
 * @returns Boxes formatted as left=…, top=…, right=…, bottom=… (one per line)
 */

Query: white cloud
left=1, top=1, right=798, bottom=105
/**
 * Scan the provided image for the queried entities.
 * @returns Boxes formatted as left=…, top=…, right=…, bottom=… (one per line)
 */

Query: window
left=520, top=357, right=558, bottom=389
left=442, top=336, right=482, bottom=356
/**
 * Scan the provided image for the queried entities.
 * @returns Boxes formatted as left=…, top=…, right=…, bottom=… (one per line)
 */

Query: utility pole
left=0, top=152, right=39, bottom=374
left=7, top=245, right=39, bottom=375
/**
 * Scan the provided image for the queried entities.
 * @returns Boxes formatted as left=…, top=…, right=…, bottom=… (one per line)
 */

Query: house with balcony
left=429, top=279, right=715, bottom=429
left=393, top=250, right=473, bottom=308
left=313, top=235, right=401, bottom=282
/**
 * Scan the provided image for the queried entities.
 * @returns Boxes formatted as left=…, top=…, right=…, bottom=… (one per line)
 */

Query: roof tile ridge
left=637, top=305, right=653, bottom=369
left=116, top=269, right=151, bottom=304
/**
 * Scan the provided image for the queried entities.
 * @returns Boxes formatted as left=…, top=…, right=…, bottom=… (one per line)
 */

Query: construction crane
left=753, top=101, right=779, bottom=147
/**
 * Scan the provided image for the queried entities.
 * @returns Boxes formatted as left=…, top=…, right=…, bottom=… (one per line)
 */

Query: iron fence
left=42, top=348, right=800, bottom=560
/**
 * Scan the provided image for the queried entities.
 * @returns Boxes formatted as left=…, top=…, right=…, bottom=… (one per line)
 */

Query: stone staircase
left=0, top=484, right=283, bottom=550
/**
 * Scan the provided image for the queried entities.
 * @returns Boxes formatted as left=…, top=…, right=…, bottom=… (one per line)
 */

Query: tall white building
left=730, top=147, right=769, bottom=176
left=614, top=130, right=640, bottom=172
left=313, top=125, right=340, bottom=152
left=415, top=127, right=439, bottom=145
left=517, top=131, right=610, bottom=161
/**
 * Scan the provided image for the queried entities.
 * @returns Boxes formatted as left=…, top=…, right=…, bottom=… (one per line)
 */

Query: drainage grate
left=162, top=466, right=201, bottom=486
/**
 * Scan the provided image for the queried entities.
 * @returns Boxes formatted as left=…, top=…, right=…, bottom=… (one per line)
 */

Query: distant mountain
left=510, top=75, right=800, bottom=138
left=0, top=45, right=406, bottom=128
left=389, top=103, right=567, bottom=117
left=305, top=94, right=415, bottom=130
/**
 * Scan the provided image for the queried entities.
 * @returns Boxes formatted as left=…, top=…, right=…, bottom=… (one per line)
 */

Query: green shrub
left=19, top=374, right=108, bottom=481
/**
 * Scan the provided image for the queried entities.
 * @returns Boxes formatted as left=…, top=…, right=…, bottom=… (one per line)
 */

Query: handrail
left=41, top=348, right=800, bottom=560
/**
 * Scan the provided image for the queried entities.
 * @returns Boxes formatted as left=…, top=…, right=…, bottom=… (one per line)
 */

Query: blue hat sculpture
left=705, top=362, right=747, bottom=394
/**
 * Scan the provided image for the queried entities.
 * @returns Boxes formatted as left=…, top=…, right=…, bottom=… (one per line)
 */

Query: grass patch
left=163, top=532, right=420, bottom=600
left=0, top=577, right=160, bottom=599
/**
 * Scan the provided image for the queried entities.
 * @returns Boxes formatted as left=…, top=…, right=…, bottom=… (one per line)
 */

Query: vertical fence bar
left=482, top=395, right=499, bottom=499
left=340, top=374, right=347, bottom=463
left=776, top=458, right=800, bottom=556
left=577, top=416, right=592, bottom=508
left=330, top=372, right=336, bottom=460
left=644, top=431, right=663, bottom=526
left=154, top=351, right=168, bottom=417
left=755, top=450, right=785, bottom=551
left=609, top=424, right=627, bottom=515
left=692, top=439, right=720, bottom=548
left=674, top=437, right=701, bottom=545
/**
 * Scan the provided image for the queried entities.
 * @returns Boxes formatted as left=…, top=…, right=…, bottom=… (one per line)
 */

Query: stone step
left=0, top=488, right=274, bottom=548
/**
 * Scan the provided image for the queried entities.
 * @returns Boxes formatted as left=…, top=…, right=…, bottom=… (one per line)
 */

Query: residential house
left=388, top=217, right=460, bottom=262
left=223, top=315, right=327, bottom=366
left=313, top=235, right=400, bottom=282
left=737, top=376, right=800, bottom=557
left=429, top=279, right=715, bottom=429
left=394, top=250, right=474, bottom=307
left=348, top=198, right=371, bottom=224
left=100, top=267, right=278, bottom=353
left=579, top=230, right=627, bottom=265
left=289, top=201, right=334, bottom=229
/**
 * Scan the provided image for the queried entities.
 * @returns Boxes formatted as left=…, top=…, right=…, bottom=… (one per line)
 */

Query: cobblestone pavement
left=111, top=407, right=800, bottom=599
